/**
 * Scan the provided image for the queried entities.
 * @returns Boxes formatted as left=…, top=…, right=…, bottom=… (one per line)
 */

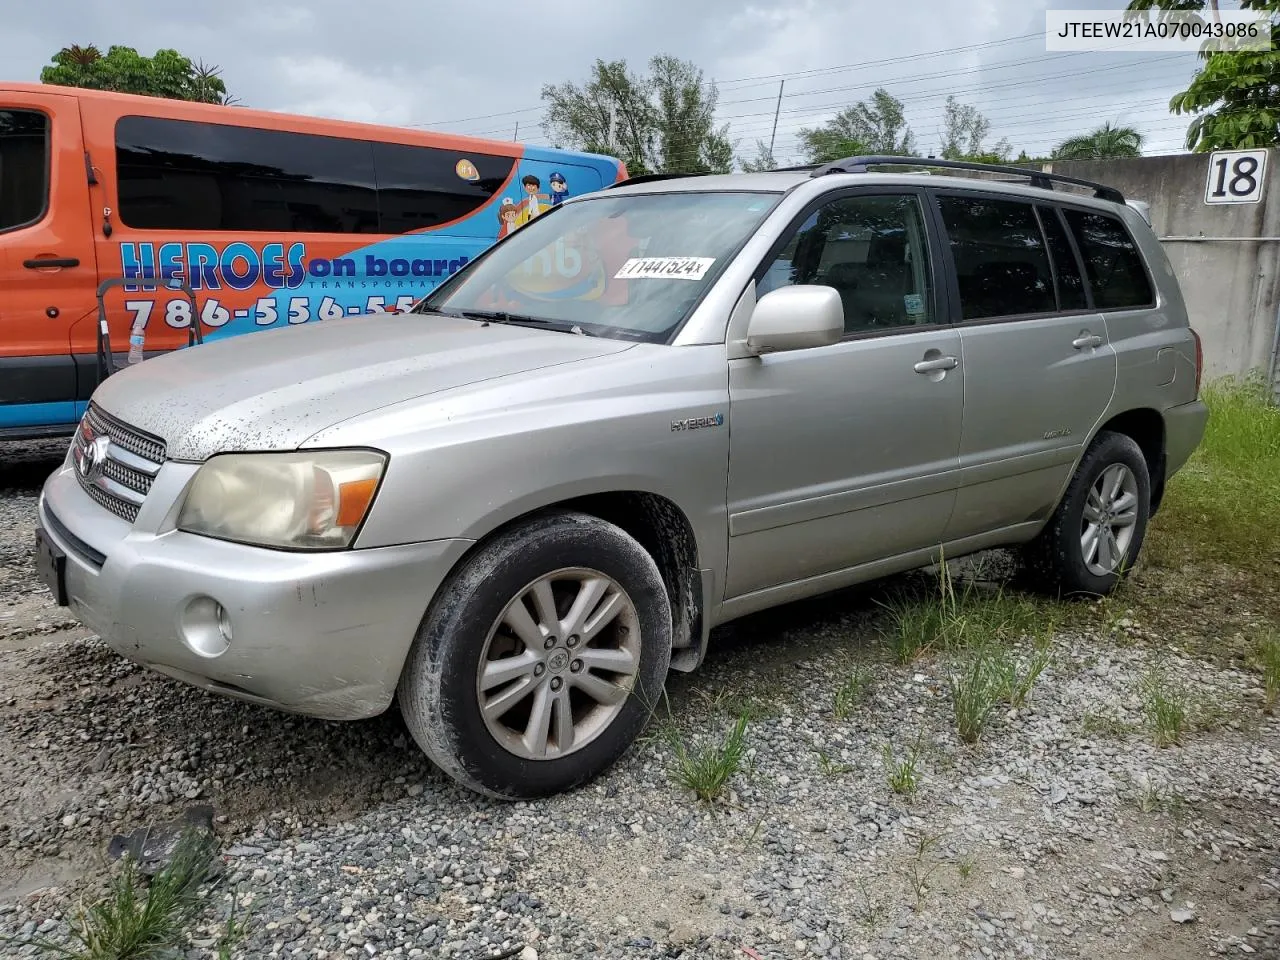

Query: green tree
left=939, top=96, right=1013, bottom=162
left=1051, top=122, right=1145, bottom=159
left=40, top=44, right=234, bottom=104
left=540, top=56, right=732, bottom=175
left=1126, top=0, right=1280, bottom=151
left=797, top=88, right=914, bottom=163
left=738, top=139, right=778, bottom=172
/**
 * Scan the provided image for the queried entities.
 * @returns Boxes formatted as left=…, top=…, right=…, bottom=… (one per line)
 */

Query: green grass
left=815, top=748, right=855, bottom=776
left=669, top=713, right=750, bottom=802
left=1146, top=373, right=1280, bottom=573
left=833, top=664, right=873, bottom=720
left=1139, top=667, right=1190, bottom=748
left=10, top=828, right=220, bottom=960
left=882, top=734, right=925, bottom=795
left=879, top=557, right=1057, bottom=665
left=948, top=644, right=1007, bottom=744
left=1257, top=632, right=1280, bottom=714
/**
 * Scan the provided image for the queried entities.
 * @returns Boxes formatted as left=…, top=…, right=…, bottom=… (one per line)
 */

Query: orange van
left=0, top=83, right=626, bottom=439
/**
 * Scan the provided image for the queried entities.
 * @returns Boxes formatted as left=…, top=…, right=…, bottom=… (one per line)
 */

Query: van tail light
left=1191, top=327, right=1203, bottom=396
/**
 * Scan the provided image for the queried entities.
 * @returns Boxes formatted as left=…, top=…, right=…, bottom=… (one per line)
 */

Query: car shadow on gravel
left=0, top=440, right=68, bottom=493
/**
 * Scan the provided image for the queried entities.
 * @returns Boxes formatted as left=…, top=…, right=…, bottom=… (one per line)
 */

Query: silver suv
left=35, top=157, right=1208, bottom=799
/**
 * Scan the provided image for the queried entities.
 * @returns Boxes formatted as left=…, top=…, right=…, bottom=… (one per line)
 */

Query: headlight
left=177, top=450, right=387, bottom=550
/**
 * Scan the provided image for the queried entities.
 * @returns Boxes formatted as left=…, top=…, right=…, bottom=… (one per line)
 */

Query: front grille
left=72, top=404, right=167, bottom=524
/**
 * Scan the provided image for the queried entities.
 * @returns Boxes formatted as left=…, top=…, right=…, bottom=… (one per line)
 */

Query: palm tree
left=1051, top=122, right=1145, bottom=160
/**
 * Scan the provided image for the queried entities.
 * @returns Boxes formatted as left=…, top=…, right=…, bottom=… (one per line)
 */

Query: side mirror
left=745, top=285, right=845, bottom=355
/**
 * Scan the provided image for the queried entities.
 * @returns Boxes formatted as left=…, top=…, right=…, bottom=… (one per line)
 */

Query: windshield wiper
left=445, top=308, right=595, bottom=336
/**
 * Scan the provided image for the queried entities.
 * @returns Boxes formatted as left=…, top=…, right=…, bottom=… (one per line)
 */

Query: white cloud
left=0, top=0, right=1203, bottom=164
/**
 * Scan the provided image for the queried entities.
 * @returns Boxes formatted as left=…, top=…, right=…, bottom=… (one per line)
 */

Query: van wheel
left=397, top=510, right=672, bottom=799
left=1020, top=430, right=1151, bottom=598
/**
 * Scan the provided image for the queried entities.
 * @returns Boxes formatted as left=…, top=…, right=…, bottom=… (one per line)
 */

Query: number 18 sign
left=1204, top=149, right=1268, bottom=205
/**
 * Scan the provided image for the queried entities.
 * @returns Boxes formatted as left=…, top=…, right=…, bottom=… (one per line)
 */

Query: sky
left=0, top=0, right=1222, bottom=165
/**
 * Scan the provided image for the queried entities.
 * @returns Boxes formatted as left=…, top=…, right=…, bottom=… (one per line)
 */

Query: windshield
left=419, top=190, right=781, bottom=342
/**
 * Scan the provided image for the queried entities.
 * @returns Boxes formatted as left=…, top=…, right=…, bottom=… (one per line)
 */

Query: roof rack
left=607, top=172, right=709, bottom=189
left=809, top=155, right=1125, bottom=204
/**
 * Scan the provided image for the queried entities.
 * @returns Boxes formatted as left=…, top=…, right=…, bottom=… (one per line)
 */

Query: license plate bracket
left=35, top=528, right=68, bottom=607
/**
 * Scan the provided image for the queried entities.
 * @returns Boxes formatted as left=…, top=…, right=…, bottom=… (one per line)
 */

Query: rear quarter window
left=1063, top=208, right=1155, bottom=310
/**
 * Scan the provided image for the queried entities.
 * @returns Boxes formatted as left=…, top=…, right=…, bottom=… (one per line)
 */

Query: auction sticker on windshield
left=613, top=257, right=715, bottom=280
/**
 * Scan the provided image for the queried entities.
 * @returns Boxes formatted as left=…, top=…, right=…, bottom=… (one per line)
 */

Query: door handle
left=24, top=257, right=80, bottom=269
left=1072, top=333, right=1104, bottom=350
left=914, top=356, right=958, bottom=373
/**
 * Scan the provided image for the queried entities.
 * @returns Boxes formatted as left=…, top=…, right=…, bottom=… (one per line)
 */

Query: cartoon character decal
left=498, top=197, right=520, bottom=238
left=517, top=173, right=551, bottom=224
left=549, top=171, right=569, bottom=205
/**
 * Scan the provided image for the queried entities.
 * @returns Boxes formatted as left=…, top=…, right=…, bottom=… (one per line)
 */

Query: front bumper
left=37, top=458, right=473, bottom=721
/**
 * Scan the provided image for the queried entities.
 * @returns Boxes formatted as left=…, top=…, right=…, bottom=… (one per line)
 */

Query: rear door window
left=1063, top=208, right=1155, bottom=309
left=0, top=109, right=50, bottom=231
left=936, top=194, right=1056, bottom=320
left=1037, top=205, right=1088, bottom=311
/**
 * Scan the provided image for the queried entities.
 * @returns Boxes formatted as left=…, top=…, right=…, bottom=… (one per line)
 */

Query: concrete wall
left=1041, top=151, right=1280, bottom=392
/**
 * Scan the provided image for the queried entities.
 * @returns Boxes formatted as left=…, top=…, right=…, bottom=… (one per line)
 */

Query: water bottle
left=126, top=316, right=146, bottom=365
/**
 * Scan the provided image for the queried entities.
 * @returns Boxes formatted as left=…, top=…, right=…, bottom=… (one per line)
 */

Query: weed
left=833, top=664, right=873, bottom=720
left=990, top=634, right=1055, bottom=709
left=882, top=733, right=925, bottom=796
left=13, top=827, right=217, bottom=960
left=903, top=831, right=945, bottom=909
left=215, top=892, right=253, bottom=960
left=1125, top=772, right=1188, bottom=818
left=880, top=553, right=1058, bottom=668
left=1139, top=667, right=1189, bottom=748
left=852, top=877, right=890, bottom=927
left=1081, top=711, right=1138, bottom=738
left=669, top=713, right=749, bottom=802
left=1257, top=632, right=1280, bottom=714
left=956, top=853, right=978, bottom=882
left=948, top=643, right=1008, bottom=744
left=815, top=749, right=855, bottom=777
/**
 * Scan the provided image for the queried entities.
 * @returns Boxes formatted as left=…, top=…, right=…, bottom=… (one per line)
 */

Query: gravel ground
left=1, top=439, right=1278, bottom=960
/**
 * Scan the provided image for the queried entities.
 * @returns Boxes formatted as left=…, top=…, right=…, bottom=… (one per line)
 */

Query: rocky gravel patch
left=1, top=440, right=1278, bottom=960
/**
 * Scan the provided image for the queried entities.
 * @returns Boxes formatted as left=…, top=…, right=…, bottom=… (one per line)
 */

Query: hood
left=90, top=313, right=634, bottom=461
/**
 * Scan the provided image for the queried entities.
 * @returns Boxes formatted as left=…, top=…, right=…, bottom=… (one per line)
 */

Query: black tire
left=397, top=510, right=672, bottom=799
left=1020, top=430, right=1152, bottom=598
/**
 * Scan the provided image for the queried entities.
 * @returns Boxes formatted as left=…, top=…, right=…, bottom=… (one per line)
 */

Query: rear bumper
left=38, top=459, right=473, bottom=720
left=1163, top=398, right=1210, bottom=479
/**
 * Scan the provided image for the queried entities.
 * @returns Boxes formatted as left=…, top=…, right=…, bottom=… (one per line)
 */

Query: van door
left=0, top=91, right=97, bottom=435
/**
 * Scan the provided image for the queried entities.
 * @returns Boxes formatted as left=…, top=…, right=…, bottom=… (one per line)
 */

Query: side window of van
left=115, top=116, right=516, bottom=235
left=937, top=195, right=1056, bottom=320
left=1063, top=209, right=1155, bottom=309
left=0, top=109, right=49, bottom=231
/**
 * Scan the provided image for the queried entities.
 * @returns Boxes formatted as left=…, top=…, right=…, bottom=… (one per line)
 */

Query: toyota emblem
left=77, top=434, right=111, bottom=481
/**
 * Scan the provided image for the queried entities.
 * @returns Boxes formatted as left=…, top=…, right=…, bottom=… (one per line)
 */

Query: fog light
left=180, top=596, right=233, bottom=658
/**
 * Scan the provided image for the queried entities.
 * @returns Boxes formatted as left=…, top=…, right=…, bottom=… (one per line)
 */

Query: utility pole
left=768, top=79, right=786, bottom=156
left=513, top=121, right=519, bottom=141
